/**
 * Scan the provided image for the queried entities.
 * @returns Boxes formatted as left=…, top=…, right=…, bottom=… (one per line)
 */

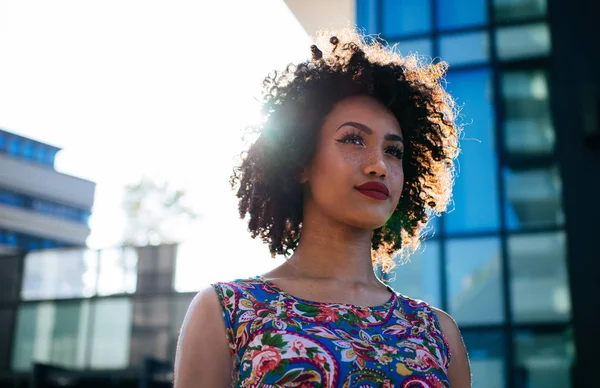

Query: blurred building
left=1, top=1, right=600, bottom=387
left=0, top=129, right=95, bottom=253
left=0, top=245, right=192, bottom=387
left=286, top=0, right=600, bottom=387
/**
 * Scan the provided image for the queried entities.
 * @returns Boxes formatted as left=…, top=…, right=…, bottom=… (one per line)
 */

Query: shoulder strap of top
left=211, top=278, right=268, bottom=355
left=396, top=293, right=452, bottom=371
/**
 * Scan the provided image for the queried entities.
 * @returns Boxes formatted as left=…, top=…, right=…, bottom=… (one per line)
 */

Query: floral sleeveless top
left=212, top=277, right=451, bottom=388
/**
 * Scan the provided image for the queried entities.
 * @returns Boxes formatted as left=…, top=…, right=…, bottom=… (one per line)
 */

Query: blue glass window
left=33, top=144, right=46, bottom=163
left=6, top=232, right=17, bottom=246
left=45, top=149, right=57, bottom=167
left=356, top=0, right=378, bottom=35
left=496, top=23, right=551, bottom=60
left=387, top=241, right=442, bottom=307
left=463, top=330, right=506, bottom=387
left=22, top=140, right=34, bottom=160
left=446, top=237, right=504, bottom=325
left=439, top=31, right=489, bottom=66
left=8, top=137, right=20, bottom=156
left=443, top=68, right=500, bottom=233
left=383, top=0, right=431, bottom=37
left=393, top=38, right=433, bottom=59
left=0, top=132, right=6, bottom=151
left=437, top=0, right=487, bottom=30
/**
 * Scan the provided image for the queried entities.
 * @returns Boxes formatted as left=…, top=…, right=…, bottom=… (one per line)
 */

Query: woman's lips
left=355, top=181, right=390, bottom=200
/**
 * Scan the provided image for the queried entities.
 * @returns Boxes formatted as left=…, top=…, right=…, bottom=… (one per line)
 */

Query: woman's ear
left=299, top=165, right=309, bottom=184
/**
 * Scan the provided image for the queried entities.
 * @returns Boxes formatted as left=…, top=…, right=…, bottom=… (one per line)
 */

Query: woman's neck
left=282, top=208, right=380, bottom=285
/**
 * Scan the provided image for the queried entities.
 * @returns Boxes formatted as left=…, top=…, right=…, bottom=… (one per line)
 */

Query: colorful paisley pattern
left=212, top=277, right=450, bottom=387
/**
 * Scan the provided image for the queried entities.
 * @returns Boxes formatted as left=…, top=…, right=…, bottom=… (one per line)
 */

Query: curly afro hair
left=230, top=28, right=460, bottom=271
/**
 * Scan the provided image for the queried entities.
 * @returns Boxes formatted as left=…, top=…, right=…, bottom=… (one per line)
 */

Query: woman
left=175, top=29, right=471, bottom=387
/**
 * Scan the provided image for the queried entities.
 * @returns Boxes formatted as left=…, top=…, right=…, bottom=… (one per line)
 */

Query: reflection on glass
left=509, top=232, right=571, bottom=323
left=387, top=241, right=441, bottom=307
left=514, top=329, right=574, bottom=387
left=130, top=297, right=173, bottom=366
left=504, top=166, right=564, bottom=229
left=446, top=238, right=504, bottom=325
left=12, top=301, right=90, bottom=371
left=0, top=308, right=14, bottom=369
left=383, top=0, right=431, bottom=37
left=356, top=0, right=378, bottom=35
left=440, top=31, right=489, bottom=66
left=496, top=23, right=551, bottom=60
left=393, top=39, right=433, bottom=59
left=437, top=0, right=487, bottom=30
left=502, top=70, right=554, bottom=156
left=89, top=298, right=132, bottom=369
left=444, top=69, right=500, bottom=233
left=494, top=0, right=547, bottom=21
left=21, top=249, right=98, bottom=300
left=97, top=247, right=138, bottom=295
left=463, top=331, right=505, bottom=388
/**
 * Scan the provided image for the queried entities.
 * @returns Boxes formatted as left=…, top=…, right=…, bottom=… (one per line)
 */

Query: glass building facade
left=0, top=129, right=94, bottom=251
left=356, top=0, right=583, bottom=387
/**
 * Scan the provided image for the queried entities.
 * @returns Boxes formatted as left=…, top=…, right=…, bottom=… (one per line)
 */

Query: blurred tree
left=122, top=177, right=199, bottom=246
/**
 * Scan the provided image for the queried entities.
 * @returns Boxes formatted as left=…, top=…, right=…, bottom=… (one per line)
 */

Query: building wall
left=0, top=130, right=95, bottom=250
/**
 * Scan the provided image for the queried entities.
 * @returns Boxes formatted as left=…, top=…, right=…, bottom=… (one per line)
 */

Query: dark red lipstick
left=355, top=181, right=390, bottom=200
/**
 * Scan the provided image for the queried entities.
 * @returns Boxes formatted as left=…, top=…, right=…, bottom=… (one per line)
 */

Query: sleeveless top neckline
left=257, top=275, right=398, bottom=311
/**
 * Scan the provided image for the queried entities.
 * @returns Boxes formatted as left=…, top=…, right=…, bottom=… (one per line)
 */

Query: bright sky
left=0, top=0, right=312, bottom=290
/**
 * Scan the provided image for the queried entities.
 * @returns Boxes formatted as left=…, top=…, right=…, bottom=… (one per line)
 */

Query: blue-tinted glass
left=446, top=237, right=504, bottom=325
left=440, top=31, right=489, bottom=66
left=356, top=0, right=378, bottom=35
left=6, top=232, right=17, bottom=246
left=22, top=141, right=34, bottom=160
left=0, top=230, right=4, bottom=244
left=496, top=23, right=551, bottom=60
left=388, top=241, right=442, bottom=307
left=8, top=138, right=19, bottom=156
left=463, top=330, right=506, bottom=387
left=444, top=68, right=500, bottom=233
left=45, top=149, right=57, bottom=167
left=437, top=0, right=487, bottom=30
left=33, top=144, right=45, bottom=163
left=393, top=38, right=433, bottom=59
left=0, top=132, right=6, bottom=150
left=383, top=0, right=431, bottom=37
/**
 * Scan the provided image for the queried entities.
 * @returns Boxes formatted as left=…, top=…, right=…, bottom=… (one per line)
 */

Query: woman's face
left=303, top=95, right=405, bottom=230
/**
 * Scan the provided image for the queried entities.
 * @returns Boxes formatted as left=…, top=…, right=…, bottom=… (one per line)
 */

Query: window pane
left=496, top=23, right=551, bottom=60
left=504, top=166, right=564, bottom=229
left=463, top=330, right=506, bottom=388
left=97, top=247, right=138, bottom=295
left=446, top=238, right=504, bottom=325
left=89, top=298, right=132, bottom=369
left=440, top=31, right=489, bottom=66
left=393, top=38, right=433, bottom=59
left=494, top=0, right=547, bottom=21
left=387, top=241, right=442, bottom=307
left=437, top=0, right=487, bottom=30
left=0, top=308, right=15, bottom=370
left=0, top=255, right=21, bottom=303
left=514, top=329, right=574, bottom=388
left=130, top=297, right=172, bottom=366
left=383, top=0, right=431, bottom=37
left=22, top=249, right=98, bottom=300
left=502, top=70, right=554, bottom=156
left=356, top=0, right=378, bottom=35
left=444, top=69, right=500, bottom=233
left=509, top=232, right=571, bottom=323
left=12, top=301, right=90, bottom=371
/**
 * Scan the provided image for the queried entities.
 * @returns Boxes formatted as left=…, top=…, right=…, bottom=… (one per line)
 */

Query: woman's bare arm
left=433, top=308, right=472, bottom=387
left=174, top=287, right=232, bottom=388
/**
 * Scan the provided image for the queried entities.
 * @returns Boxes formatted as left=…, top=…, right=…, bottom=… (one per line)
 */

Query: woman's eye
left=337, top=134, right=364, bottom=146
left=386, top=146, right=404, bottom=160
